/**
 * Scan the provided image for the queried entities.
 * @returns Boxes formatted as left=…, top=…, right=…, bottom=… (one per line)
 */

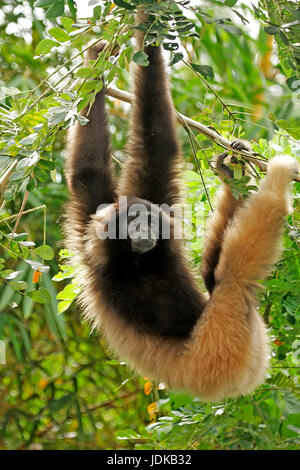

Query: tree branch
left=106, top=85, right=300, bottom=183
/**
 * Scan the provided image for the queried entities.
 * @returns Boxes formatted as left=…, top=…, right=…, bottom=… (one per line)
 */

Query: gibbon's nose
left=131, top=237, right=156, bottom=254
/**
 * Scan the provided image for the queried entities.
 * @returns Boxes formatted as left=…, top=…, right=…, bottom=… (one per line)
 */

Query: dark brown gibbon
left=64, top=14, right=298, bottom=401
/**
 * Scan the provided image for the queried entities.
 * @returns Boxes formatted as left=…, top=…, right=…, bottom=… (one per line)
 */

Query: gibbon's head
left=94, top=197, right=174, bottom=255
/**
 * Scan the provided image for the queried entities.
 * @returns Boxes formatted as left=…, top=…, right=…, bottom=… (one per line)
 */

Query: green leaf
left=19, top=134, right=38, bottom=146
left=67, top=0, right=77, bottom=17
left=75, top=67, right=94, bottom=79
left=1, top=270, right=23, bottom=280
left=224, top=0, right=238, bottom=5
left=49, top=393, right=74, bottom=413
left=36, top=39, right=59, bottom=55
left=79, top=80, right=103, bottom=96
left=264, top=25, right=281, bottom=35
left=115, top=429, right=141, bottom=440
left=9, top=281, right=28, bottom=291
left=46, top=0, right=64, bottom=18
left=16, top=152, right=40, bottom=170
left=48, top=27, right=70, bottom=42
left=170, top=391, right=193, bottom=409
left=114, top=0, right=135, bottom=10
left=169, top=52, right=183, bottom=66
left=35, top=245, right=54, bottom=260
left=34, top=0, right=57, bottom=7
left=27, top=288, right=52, bottom=304
left=191, top=63, right=214, bottom=81
left=132, top=50, right=149, bottom=67
left=60, top=17, right=74, bottom=33
left=48, top=110, right=68, bottom=126
left=58, top=300, right=73, bottom=314
left=286, top=76, right=300, bottom=91
left=56, top=283, right=79, bottom=301
left=233, top=165, right=243, bottom=179
left=163, top=42, right=179, bottom=51
left=0, top=87, right=21, bottom=99
left=52, top=265, right=74, bottom=281
left=219, top=24, right=242, bottom=35
left=276, top=120, right=300, bottom=139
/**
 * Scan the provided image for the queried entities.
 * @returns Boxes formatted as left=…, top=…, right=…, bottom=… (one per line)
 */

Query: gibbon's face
left=95, top=197, right=172, bottom=255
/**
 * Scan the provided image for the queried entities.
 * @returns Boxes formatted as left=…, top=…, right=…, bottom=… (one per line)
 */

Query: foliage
left=0, top=0, right=299, bottom=450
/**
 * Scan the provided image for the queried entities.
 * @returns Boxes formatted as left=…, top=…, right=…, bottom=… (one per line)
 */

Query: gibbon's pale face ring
left=94, top=196, right=172, bottom=254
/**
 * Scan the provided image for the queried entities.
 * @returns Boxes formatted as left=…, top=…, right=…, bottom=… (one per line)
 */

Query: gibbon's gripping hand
left=215, top=139, right=250, bottom=180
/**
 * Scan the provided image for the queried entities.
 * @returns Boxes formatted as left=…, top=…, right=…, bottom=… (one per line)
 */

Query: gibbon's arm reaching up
left=64, top=11, right=298, bottom=401
left=65, top=44, right=116, bottom=221
left=118, top=13, right=181, bottom=206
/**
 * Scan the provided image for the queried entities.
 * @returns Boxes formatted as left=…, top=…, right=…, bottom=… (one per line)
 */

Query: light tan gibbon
left=64, top=13, right=298, bottom=401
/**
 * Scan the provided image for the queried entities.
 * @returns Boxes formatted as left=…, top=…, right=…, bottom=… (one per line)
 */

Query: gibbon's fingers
left=230, top=139, right=252, bottom=152
left=215, top=156, right=297, bottom=285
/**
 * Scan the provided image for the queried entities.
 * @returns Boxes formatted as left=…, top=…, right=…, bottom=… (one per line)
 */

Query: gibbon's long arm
left=118, top=13, right=182, bottom=206
left=65, top=43, right=116, bottom=221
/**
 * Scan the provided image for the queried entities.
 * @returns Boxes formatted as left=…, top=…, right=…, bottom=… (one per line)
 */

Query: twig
left=9, top=190, right=29, bottom=242
left=0, top=205, right=46, bottom=223
left=182, top=116, right=214, bottom=212
left=0, top=160, right=18, bottom=206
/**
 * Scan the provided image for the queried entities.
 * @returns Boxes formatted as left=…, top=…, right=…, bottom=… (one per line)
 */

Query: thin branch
left=9, top=190, right=29, bottom=241
left=106, top=85, right=300, bottom=183
left=0, top=160, right=18, bottom=206
left=0, top=205, right=46, bottom=224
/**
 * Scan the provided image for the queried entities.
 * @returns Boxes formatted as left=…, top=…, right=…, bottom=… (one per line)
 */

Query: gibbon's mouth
left=131, top=237, right=157, bottom=254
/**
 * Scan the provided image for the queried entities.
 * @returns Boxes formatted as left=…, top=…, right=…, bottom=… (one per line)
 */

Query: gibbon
left=64, top=13, right=298, bottom=401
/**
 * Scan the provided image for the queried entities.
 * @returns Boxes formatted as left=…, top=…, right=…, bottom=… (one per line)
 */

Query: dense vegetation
left=0, top=0, right=299, bottom=450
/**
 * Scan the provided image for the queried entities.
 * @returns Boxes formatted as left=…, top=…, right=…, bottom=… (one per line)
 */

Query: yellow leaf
left=144, top=380, right=153, bottom=395
left=147, top=402, right=157, bottom=414
left=33, top=270, right=43, bottom=284
left=38, top=378, right=48, bottom=390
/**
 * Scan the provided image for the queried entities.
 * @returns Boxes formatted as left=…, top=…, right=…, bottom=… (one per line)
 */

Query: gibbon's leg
left=201, top=140, right=248, bottom=293
left=177, top=156, right=298, bottom=400
left=215, top=155, right=298, bottom=285
left=65, top=42, right=116, bottom=223
left=201, top=182, right=240, bottom=293
left=118, top=14, right=181, bottom=206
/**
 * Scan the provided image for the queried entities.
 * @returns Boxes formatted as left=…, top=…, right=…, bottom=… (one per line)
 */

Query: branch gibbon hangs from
left=64, top=12, right=298, bottom=401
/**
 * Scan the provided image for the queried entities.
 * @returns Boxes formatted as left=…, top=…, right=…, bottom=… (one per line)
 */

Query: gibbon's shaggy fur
left=64, top=13, right=298, bottom=401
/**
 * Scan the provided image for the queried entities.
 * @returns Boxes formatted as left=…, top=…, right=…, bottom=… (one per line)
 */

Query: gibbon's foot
left=215, top=152, right=234, bottom=179
left=263, top=155, right=299, bottom=195
left=267, top=155, right=299, bottom=178
left=215, top=139, right=249, bottom=180
left=260, top=155, right=298, bottom=213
